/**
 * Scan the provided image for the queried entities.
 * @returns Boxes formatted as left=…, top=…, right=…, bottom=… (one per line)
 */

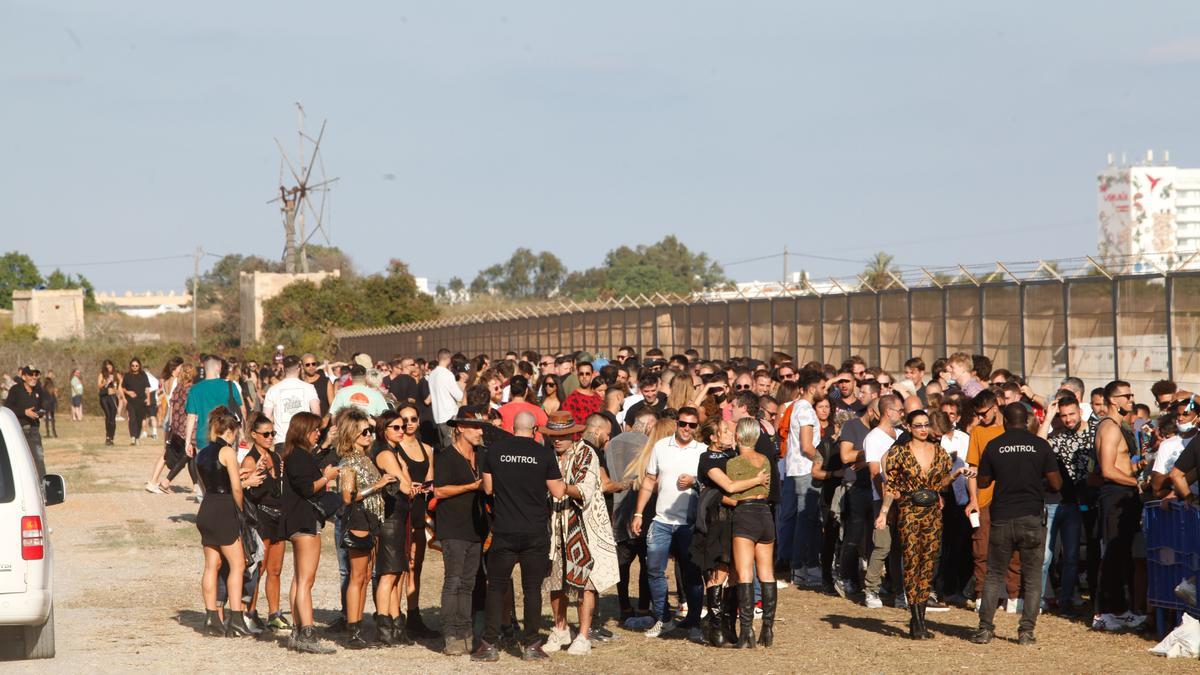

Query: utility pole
left=782, top=246, right=789, bottom=286
left=192, top=246, right=201, bottom=345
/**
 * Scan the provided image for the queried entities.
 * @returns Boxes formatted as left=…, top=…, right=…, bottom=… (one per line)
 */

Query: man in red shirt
left=562, top=361, right=605, bottom=426
left=498, top=375, right=548, bottom=439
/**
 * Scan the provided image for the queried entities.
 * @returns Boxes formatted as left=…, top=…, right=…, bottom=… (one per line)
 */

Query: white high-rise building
left=1098, top=151, right=1200, bottom=269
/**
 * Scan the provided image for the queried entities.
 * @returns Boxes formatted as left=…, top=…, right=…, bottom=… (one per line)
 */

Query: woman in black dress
left=395, top=402, right=439, bottom=637
left=195, top=407, right=255, bottom=637
left=370, top=409, right=417, bottom=645
left=334, top=408, right=397, bottom=649
left=280, top=411, right=340, bottom=654
left=242, top=413, right=288, bottom=632
left=97, top=360, right=120, bottom=445
left=121, top=357, right=151, bottom=446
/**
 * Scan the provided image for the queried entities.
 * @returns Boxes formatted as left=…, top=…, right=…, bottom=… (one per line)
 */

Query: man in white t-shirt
left=862, top=393, right=902, bottom=609
left=783, top=369, right=824, bottom=587
left=428, top=349, right=462, bottom=446
left=262, top=355, right=320, bottom=450
left=1152, top=394, right=1199, bottom=495
left=631, top=406, right=707, bottom=641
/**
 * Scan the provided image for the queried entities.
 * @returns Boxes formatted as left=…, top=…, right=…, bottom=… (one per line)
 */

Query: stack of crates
left=1144, top=500, right=1200, bottom=616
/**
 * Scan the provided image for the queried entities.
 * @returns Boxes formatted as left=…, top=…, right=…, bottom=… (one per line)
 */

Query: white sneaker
left=1092, top=613, right=1123, bottom=632
left=644, top=619, right=676, bottom=638
left=566, top=635, right=591, bottom=655
left=143, top=482, right=164, bottom=494
left=545, top=627, right=572, bottom=651
left=865, top=592, right=883, bottom=609
left=776, top=579, right=792, bottom=590
left=1005, top=598, right=1019, bottom=614
left=1116, top=611, right=1148, bottom=629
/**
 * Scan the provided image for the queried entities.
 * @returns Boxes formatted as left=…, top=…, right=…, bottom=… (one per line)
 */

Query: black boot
left=917, top=603, right=934, bottom=639
left=721, top=585, right=739, bottom=645
left=392, top=613, right=414, bottom=646
left=203, top=609, right=226, bottom=637
left=345, top=621, right=369, bottom=650
left=908, top=604, right=921, bottom=640
left=705, top=586, right=726, bottom=647
left=226, top=610, right=254, bottom=638
left=375, top=614, right=397, bottom=646
left=735, top=583, right=756, bottom=649
left=759, top=583, right=777, bottom=647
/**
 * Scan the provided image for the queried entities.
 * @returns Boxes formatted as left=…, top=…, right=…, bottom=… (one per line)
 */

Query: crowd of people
left=8, top=345, right=1200, bottom=657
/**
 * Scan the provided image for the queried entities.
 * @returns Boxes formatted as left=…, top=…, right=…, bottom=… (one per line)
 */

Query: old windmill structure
left=269, top=103, right=339, bottom=273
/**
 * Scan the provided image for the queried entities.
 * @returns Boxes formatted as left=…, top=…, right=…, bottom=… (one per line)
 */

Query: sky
left=5, top=1, right=1200, bottom=293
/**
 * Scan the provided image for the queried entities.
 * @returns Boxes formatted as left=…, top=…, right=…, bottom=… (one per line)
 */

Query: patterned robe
left=546, top=441, right=618, bottom=599
left=884, top=441, right=952, bottom=605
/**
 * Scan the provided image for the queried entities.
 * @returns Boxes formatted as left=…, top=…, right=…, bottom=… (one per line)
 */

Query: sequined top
left=340, top=452, right=385, bottom=523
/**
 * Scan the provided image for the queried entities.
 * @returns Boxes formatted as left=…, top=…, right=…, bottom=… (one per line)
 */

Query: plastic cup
left=969, top=512, right=981, bottom=528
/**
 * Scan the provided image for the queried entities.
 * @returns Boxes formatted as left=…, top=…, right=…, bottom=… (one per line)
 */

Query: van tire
left=23, top=604, right=55, bottom=659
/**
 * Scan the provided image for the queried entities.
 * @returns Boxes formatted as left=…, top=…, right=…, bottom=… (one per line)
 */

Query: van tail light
left=22, top=516, right=44, bottom=560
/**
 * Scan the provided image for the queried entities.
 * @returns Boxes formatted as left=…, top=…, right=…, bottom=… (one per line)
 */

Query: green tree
left=44, top=268, right=98, bottom=310
left=469, top=249, right=566, bottom=299
left=0, top=251, right=43, bottom=310
left=562, top=236, right=726, bottom=299
left=861, top=251, right=900, bottom=290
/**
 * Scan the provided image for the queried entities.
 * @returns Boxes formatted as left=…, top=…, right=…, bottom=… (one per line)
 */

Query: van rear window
left=0, top=431, right=13, bottom=503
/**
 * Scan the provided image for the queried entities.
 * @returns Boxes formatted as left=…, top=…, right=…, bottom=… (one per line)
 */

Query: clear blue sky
left=5, top=1, right=1200, bottom=292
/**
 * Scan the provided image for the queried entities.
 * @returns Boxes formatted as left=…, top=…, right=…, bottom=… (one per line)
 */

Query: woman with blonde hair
left=727, top=418, right=777, bottom=648
left=666, top=375, right=695, bottom=412
left=334, top=408, right=397, bottom=649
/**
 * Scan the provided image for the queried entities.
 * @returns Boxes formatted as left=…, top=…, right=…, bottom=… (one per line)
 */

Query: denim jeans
left=775, top=469, right=798, bottom=567
left=440, top=539, right=482, bottom=641
left=790, top=475, right=822, bottom=574
left=1040, top=502, right=1081, bottom=606
left=978, top=514, right=1046, bottom=634
left=334, top=517, right=350, bottom=616
left=646, top=520, right=703, bottom=626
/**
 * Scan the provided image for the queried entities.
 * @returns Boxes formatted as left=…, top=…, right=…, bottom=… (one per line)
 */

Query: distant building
left=95, top=290, right=192, bottom=317
left=12, top=289, right=85, bottom=340
left=239, top=270, right=340, bottom=345
left=1098, top=150, right=1200, bottom=271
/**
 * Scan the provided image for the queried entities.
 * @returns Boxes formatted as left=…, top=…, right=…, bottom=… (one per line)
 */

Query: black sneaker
left=443, top=633, right=467, bottom=656
left=588, top=627, right=615, bottom=643
left=471, top=640, right=500, bottom=662
left=1018, top=631, right=1036, bottom=645
left=969, top=628, right=994, bottom=644
left=325, top=616, right=348, bottom=634
left=521, top=639, right=550, bottom=661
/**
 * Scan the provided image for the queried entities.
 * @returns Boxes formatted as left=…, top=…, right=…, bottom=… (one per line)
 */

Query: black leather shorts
left=732, top=501, right=776, bottom=543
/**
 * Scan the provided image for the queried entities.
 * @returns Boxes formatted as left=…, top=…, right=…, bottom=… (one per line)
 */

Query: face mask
left=1180, top=420, right=1196, bottom=434
left=947, top=378, right=956, bottom=386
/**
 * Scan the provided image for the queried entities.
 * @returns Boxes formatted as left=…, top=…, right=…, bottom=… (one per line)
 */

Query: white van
left=0, top=407, right=65, bottom=660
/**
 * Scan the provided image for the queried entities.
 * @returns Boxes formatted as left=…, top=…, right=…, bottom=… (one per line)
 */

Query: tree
left=304, top=244, right=356, bottom=278
left=44, top=268, right=97, bottom=310
left=261, top=258, right=438, bottom=352
left=861, top=251, right=900, bottom=290
left=561, top=236, right=726, bottom=299
left=0, top=251, right=43, bottom=310
left=469, top=249, right=566, bottom=299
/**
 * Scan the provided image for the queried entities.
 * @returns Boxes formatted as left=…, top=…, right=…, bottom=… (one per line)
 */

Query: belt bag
left=907, top=489, right=938, bottom=507
left=256, top=504, right=284, bottom=520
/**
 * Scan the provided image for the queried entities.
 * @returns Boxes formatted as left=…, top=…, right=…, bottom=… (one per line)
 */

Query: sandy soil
left=4, top=417, right=1191, bottom=673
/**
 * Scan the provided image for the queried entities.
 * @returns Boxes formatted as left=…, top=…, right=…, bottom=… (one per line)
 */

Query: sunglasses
left=304, top=362, right=318, bottom=367
left=677, top=421, right=699, bottom=429
left=387, top=424, right=404, bottom=431
left=976, top=407, right=995, bottom=417
left=545, top=383, right=557, bottom=388
left=540, top=361, right=554, bottom=367
left=359, top=428, right=376, bottom=438
left=401, top=416, right=419, bottom=424
left=255, top=430, right=276, bottom=438
left=734, top=384, right=752, bottom=390
left=910, top=423, right=932, bottom=429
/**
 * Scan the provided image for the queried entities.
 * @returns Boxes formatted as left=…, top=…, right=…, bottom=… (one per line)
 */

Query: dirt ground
left=5, top=417, right=1194, bottom=673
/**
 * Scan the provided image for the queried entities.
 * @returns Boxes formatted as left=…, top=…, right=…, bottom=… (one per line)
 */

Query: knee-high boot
left=735, top=583, right=756, bottom=649
left=705, top=586, right=727, bottom=647
left=759, top=583, right=777, bottom=647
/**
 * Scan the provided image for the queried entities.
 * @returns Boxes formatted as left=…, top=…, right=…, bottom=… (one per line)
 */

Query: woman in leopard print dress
left=878, top=409, right=973, bottom=640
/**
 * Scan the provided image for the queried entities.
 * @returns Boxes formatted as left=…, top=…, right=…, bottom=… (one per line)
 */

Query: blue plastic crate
left=1144, top=501, right=1200, bottom=612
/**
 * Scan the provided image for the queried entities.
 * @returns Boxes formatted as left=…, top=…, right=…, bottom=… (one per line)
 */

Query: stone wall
left=239, top=270, right=339, bottom=345
left=12, top=289, right=86, bottom=340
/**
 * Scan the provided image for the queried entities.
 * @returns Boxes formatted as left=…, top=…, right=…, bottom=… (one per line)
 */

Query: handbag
left=164, top=435, right=189, bottom=473
left=225, top=381, right=243, bottom=426
left=308, top=491, right=345, bottom=525
left=907, top=489, right=939, bottom=507
left=236, top=507, right=262, bottom=563
left=339, top=503, right=376, bottom=551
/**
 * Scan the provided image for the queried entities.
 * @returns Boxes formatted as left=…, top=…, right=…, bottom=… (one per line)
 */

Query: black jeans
left=937, top=495, right=973, bottom=598
left=22, top=425, right=46, bottom=478
left=978, top=514, right=1046, bottom=634
left=839, top=485, right=872, bottom=584
left=482, top=531, right=550, bottom=646
left=100, top=395, right=118, bottom=441
left=440, top=539, right=482, bottom=640
left=616, top=537, right=650, bottom=615
left=1098, top=484, right=1140, bottom=615
left=127, top=399, right=146, bottom=439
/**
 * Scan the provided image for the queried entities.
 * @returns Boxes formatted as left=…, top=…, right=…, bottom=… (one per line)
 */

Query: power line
left=38, top=253, right=195, bottom=268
